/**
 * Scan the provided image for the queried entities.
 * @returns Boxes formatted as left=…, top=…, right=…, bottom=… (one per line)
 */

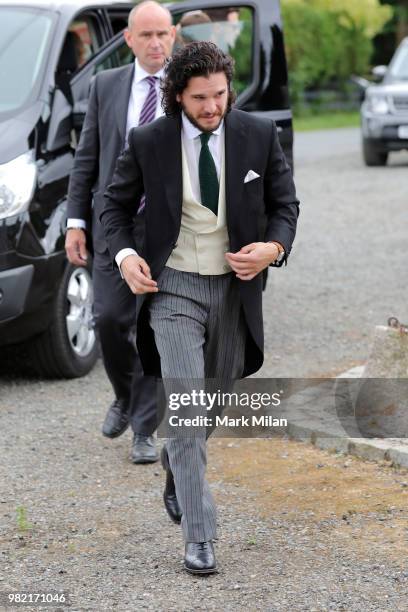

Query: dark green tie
left=199, top=132, right=219, bottom=215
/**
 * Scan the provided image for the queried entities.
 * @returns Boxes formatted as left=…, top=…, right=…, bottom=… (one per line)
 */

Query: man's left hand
left=225, top=242, right=279, bottom=281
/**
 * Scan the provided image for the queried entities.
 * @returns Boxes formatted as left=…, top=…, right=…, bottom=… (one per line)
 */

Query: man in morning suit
left=101, top=42, right=299, bottom=574
left=65, top=2, right=176, bottom=463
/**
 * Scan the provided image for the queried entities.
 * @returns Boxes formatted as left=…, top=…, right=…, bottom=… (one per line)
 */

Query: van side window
left=107, top=11, right=129, bottom=35
left=173, top=6, right=254, bottom=96
left=93, top=41, right=133, bottom=74
left=56, top=17, right=101, bottom=81
left=68, top=19, right=100, bottom=69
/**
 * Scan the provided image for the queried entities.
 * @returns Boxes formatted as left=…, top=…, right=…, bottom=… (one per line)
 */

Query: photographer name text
left=168, top=415, right=287, bottom=427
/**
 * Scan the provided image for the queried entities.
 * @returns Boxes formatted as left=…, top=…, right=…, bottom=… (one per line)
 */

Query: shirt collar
left=181, top=112, right=224, bottom=140
left=134, top=57, right=164, bottom=84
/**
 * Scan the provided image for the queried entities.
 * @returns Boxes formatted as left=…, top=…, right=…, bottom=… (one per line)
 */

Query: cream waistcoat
left=166, top=136, right=231, bottom=275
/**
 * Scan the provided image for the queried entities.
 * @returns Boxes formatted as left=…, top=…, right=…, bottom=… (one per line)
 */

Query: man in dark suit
left=65, top=2, right=176, bottom=463
left=101, top=42, right=299, bottom=573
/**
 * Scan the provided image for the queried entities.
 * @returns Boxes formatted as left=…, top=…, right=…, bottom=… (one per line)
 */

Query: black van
left=0, top=0, right=293, bottom=377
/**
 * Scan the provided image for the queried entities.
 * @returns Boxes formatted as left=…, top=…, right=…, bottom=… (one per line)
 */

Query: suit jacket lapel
left=114, top=64, right=135, bottom=142
left=153, top=115, right=183, bottom=225
left=225, top=110, right=248, bottom=231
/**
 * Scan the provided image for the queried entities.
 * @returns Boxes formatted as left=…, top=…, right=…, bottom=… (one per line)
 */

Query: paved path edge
left=277, top=367, right=408, bottom=469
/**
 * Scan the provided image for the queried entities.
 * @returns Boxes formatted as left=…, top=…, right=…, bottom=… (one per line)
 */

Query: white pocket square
left=244, top=170, right=260, bottom=183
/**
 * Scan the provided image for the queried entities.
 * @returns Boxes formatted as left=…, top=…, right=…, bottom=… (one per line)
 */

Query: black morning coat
left=101, top=108, right=300, bottom=378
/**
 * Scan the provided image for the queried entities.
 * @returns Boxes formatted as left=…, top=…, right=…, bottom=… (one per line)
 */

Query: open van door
left=169, top=0, right=293, bottom=168
left=69, top=0, right=293, bottom=167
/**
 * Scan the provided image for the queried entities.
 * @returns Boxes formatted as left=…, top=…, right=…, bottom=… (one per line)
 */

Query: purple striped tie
left=139, top=76, right=158, bottom=125
left=138, top=76, right=158, bottom=213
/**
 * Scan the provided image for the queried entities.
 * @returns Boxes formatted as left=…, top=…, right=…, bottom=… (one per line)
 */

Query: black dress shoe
left=102, top=399, right=129, bottom=438
left=184, top=541, right=217, bottom=575
left=161, top=447, right=182, bottom=524
left=131, top=434, right=159, bottom=464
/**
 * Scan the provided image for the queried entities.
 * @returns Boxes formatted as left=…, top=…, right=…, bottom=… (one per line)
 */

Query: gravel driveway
left=1, top=128, right=407, bottom=610
left=261, top=127, right=407, bottom=377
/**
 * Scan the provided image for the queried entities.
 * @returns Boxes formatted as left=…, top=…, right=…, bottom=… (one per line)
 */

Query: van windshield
left=0, top=7, right=54, bottom=115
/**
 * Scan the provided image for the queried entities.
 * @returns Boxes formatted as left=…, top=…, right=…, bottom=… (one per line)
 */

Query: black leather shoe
left=184, top=541, right=217, bottom=575
left=102, top=399, right=129, bottom=438
left=131, top=434, right=159, bottom=464
left=161, top=447, right=182, bottom=524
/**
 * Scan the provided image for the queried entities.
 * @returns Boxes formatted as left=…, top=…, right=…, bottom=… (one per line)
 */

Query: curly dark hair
left=162, top=41, right=236, bottom=116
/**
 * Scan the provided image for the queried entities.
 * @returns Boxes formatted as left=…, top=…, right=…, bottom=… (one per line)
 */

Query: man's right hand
left=121, top=255, right=158, bottom=294
left=65, top=228, right=88, bottom=266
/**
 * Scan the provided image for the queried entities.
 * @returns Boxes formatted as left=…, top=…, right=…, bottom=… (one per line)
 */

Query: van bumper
left=0, top=264, right=34, bottom=323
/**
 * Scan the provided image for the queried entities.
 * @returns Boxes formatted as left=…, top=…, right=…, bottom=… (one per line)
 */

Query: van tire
left=29, top=262, right=98, bottom=378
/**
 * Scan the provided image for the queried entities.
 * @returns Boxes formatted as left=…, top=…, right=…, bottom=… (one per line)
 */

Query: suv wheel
left=29, top=262, right=98, bottom=378
left=363, top=139, right=388, bottom=166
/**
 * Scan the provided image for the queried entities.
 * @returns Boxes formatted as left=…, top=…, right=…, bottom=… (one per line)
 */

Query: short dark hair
left=161, top=41, right=236, bottom=116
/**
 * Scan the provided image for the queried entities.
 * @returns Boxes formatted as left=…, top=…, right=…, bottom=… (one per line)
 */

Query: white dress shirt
left=115, top=113, right=224, bottom=271
left=67, top=58, right=165, bottom=232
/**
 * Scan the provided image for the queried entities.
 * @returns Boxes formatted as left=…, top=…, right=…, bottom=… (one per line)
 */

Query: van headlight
left=0, top=151, right=37, bottom=220
left=367, top=95, right=389, bottom=115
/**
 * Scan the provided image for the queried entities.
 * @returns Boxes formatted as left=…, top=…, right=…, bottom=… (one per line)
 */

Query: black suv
left=0, top=0, right=293, bottom=377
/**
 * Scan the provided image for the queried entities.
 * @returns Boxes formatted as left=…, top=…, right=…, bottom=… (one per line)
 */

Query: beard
left=180, top=102, right=227, bottom=133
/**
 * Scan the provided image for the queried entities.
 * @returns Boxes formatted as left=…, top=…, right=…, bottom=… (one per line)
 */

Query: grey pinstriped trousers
left=149, top=266, right=246, bottom=542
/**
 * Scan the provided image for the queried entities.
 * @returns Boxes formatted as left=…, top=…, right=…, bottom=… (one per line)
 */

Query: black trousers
left=92, top=248, right=156, bottom=436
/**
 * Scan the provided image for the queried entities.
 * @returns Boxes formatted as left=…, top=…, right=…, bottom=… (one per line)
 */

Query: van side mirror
left=46, top=89, right=72, bottom=152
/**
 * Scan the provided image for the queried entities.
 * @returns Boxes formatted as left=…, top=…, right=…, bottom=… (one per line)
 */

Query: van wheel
left=363, top=140, right=388, bottom=166
left=30, top=262, right=98, bottom=378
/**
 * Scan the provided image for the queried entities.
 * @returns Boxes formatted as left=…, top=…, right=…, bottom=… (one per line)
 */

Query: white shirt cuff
left=115, top=248, right=138, bottom=278
left=67, top=218, right=87, bottom=230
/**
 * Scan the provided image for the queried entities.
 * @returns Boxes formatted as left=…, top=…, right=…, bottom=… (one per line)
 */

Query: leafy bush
left=281, top=0, right=391, bottom=110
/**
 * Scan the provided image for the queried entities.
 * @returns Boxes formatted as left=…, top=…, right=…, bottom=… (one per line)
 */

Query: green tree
left=281, top=0, right=392, bottom=104
left=300, top=0, right=392, bottom=37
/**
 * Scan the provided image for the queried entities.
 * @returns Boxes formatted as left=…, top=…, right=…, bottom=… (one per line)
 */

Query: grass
left=16, top=506, right=33, bottom=533
left=293, top=111, right=360, bottom=132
